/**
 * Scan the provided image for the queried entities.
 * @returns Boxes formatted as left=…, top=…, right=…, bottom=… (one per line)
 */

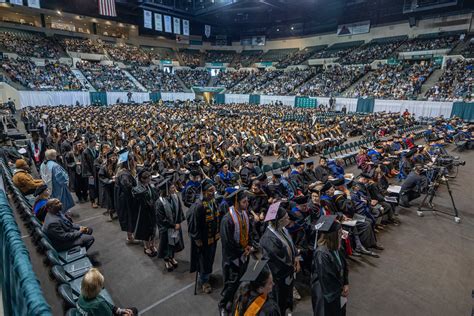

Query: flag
left=99, top=0, right=117, bottom=17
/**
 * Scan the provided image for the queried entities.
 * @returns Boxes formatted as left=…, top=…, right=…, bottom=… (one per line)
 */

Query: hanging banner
left=164, top=15, right=172, bottom=33
left=143, top=10, right=152, bottom=29
left=337, top=20, right=370, bottom=36
left=10, top=0, right=23, bottom=5
left=27, top=0, right=40, bottom=8
left=173, top=17, right=181, bottom=35
left=204, top=24, right=211, bottom=38
left=183, top=19, right=190, bottom=36
left=251, top=36, right=265, bottom=46
left=154, top=13, right=163, bottom=31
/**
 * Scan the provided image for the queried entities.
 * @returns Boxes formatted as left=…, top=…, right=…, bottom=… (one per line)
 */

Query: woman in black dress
left=132, top=169, right=158, bottom=257
left=155, top=179, right=185, bottom=270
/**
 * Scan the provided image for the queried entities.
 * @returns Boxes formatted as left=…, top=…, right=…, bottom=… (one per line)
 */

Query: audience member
left=12, top=158, right=44, bottom=195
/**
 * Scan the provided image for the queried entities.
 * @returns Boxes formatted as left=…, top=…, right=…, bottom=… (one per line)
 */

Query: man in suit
left=42, top=199, right=94, bottom=251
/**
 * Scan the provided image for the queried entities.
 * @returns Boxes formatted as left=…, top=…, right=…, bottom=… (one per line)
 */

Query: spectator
left=176, top=69, right=210, bottom=88
left=40, top=149, right=75, bottom=213
left=42, top=198, right=94, bottom=251
left=0, top=30, right=59, bottom=59
left=77, top=268, right=138, bottom=316
left=33, top=184, right=50, bottom=222
left=76, top=61, right=137, bottom=92
left=425, top=59, right=473, bottom=101
left=12, top=159, right=44, bottom=195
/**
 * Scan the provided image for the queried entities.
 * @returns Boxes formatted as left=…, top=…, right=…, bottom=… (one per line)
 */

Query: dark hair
left=318, top=229, right=340, bottom=251
left=235, top=265, right=271, bottom=316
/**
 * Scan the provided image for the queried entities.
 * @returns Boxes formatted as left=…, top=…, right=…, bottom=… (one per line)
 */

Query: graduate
left=219, top=187, right=254, bottom=314
left=259, top=202, right=299, bottom=315
left=187, top=179, right=222, bottom=294
left=233, top=258, right=281, bottom=316
left=155, top=177, right=185, bottom=271
left=311, top=215, right=349, bottom=316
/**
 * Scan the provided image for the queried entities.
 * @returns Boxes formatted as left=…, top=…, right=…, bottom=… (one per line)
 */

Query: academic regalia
left=156, top=194, right=185, bottom=259
left=234, top=291, right=281, bottom=316
left=187, top=198, right=222, bottom=277
left=311, top=216, right=349, bottom=316
left=132, top=181, right=158, bottom=241
left=314, top=165, right=330, bottom=183
left=311, top=245, right=348, bottom=316
left=260, top=226, right=296, bottom=315
left=182, top=180, right=201, bottom=208
left=40, top=160, right=75, bottom=212
left=98, top=165, right=115, bottom=210
left=240, top=166, right=257, bottom=187
left=114, top=169, right=137, bottom=232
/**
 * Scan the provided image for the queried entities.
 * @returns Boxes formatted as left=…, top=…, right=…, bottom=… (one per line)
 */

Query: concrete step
left=418, top=68, right=444, bottom=100
left=71, top=69, right=96, bottom=92
left=122, top=70, right=147, bottom=92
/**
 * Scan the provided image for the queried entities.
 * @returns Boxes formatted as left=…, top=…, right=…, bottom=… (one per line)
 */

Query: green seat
left=272, top=162, right=281, bottom=170
left=46, top=250, right=92, bottom=280
left=262, top=164, right=272, bottom=173
left=280, top=159, right=289, bottom=167
left=289, top=157, right=297, bottom=165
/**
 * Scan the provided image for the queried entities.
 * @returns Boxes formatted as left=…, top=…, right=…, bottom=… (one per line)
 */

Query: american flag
left=98, top=0, right=117, bottom=17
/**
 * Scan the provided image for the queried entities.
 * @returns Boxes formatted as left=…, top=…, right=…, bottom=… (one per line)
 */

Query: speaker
left=409, top=17, right=417, bottom=28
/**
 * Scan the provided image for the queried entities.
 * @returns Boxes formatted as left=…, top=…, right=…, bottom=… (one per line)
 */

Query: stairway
left=71, top=69, right=96, bottom=92
left=342, top=70, right=373, bottom=97
left=208, top=76, right=218, bottom=87
left=122, top=70, right=147, bottom=92
left=0, top=69, right=27, bottom=90
left=175, top=74, right=191, bottom=92
left=418, top=68, right=444, bottom=100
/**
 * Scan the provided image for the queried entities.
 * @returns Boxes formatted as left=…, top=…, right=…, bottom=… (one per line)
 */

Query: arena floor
left=13, top=144, right=474, bottom=316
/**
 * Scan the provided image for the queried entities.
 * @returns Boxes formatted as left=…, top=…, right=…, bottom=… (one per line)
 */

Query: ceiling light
left=56, top=10, right=62, bottom=15
left=276, top=28, right=279, bottom=31
left=291, top=26, right=294, bottom=30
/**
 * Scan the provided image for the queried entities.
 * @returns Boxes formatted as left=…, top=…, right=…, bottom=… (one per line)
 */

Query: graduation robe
left=187, top=199, right=222, bottom=275
left=234, top=291, right=281, bottom=316
left=155, top=194, right=185, bottom=258
left=311, top=246, right=348, bottom=316
left=114, top=169, right=137, bottom=232
left=40, top=160, right=75, bottom=212
left=132, top=182, right=157, bottom=241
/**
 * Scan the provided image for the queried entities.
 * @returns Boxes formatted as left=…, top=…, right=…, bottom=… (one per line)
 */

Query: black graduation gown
left=187, top=199, right=221, bottom=275
left=260, top=227, right=296, bottom=315
left=98, top=165, right=115, bottom=210
left=311, top=246, right=348, bottom=316
left=114, top=169, right=137, bottom=232
left=314, top=165, right=330, bottom=183
left=155, top=194, right=185, bottom=258
left=132, top=183, right=158, bottom=241
left=234, top=291, right=281, bottom=316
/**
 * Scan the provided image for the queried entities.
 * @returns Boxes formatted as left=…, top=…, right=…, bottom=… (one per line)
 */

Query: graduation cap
left=319, top=182, right=333, bottom=193
left=156, top=177, right=170, bottom=193
left=240, top=258, right=270, bottom=283
left=244, top=156, right=257, bottom=163
left=293, top=161, right=304, bottom=167
left=225, top=187, right=248, bottom=204
left=117, top=149, right=129, bottom=164
left=331, top=178, right=345, bottom=187
left=281, top=165, right=290, bottom=172
left=106, top=150, right=116, bottom=158
left=293, top=195, right=308, bottom=205
left=304, top=159, right=314, bottom=166
left=201, top=179, right=215, bottom=191
left=255, top=173, right=267, bottom=181
left=359, top=172, right=372, bottom=180
left=315, top=215, right=340, bottom=233
left=190, top=169, right=201, bottom=177
left=264, top=201, right=282, bottom=222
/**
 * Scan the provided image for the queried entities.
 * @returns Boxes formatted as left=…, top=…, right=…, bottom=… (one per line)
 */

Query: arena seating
left=397, top=32, right=461, bottom=52
left=424, top=59, right=473, bottom=101
left=142, top=46, right=176, bottom=61
left=57, top=36, right=105, bottom=54
left=231, top=50, right=263, bottom=68
left=258, top=68, right=317, bottom=95
left=311, top=41, right=364, bottom=59
left=228, top=69, right=284, bottom=94
left=104, top=43, right=152, bottom=66
left=178, top=49, right=204, bottom=67
left=350, top=62, right=435, bottom=99
left=2, top=57, right=84, bottom=91
left=277, top=45, right=327, bottom=68
left=76, top=60, right=137, bottom=91
left=295, top=65, right=368, bottom=96
left=128, top=66, right=183, bottom=92
left=338, top=36, right=408, bottom=65
left=175, top=68, right=210, bottom=88
left=0, top=28, right=60, bottom=59
left=257, top=48, right=299, bottom=63
left=205, top=50, right=237, bottom=63
left=214, top=70, right=250, bottom=89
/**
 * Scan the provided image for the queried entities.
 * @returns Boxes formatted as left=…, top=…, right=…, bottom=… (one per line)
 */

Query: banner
left=164, top=15, right=172, bottom=33
left=27, top=0, right=40, bottom=8
left=173, top=17, right=181, bottom=35
left=204, top=24, right=211, bottom=38
left=9, top=0, right=23, bottom=5
left=98, top=0, right=116, bottom=16
left=337, top=20, right=370, bottom=36
left=183, top=19, right=190, bottom=36
left=154, top=13, right=162, bottom=31
left=143, top=10, right=152, bottom=29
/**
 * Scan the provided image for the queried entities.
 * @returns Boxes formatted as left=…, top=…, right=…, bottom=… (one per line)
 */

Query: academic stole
left=235, top=294, right=267, bottom=316
left=203, top=199, right=220, bottom=244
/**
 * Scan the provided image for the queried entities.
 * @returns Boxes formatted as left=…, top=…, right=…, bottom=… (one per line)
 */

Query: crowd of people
left=58, top=37, right=105, bottom=54
left=128, top=67, right=182, bottom=92
left=104, top=43, right=152, bottom=66
left=0, top=30, right=60, bottom=59
left=258, top=68, right=317, bottom=96
left=350, top=62, right=435, bottom=100
left=2, top=57, right=84, bottom=91
left=277, top=46, right=324, bottom=68
left=76, top=61, right=137, bottom=92
left=295, top=65, right=368, bottom=97
left=205, top=51, right=236, bottom=64
left=397, top=35, right=459, bottom=52
left=337, top=40, right=406, bottom=65
left=14, top=100, right=470, bottom=316
left=178, top=50, right=203, bottom=67
left=175, top=69, right=210, bottom=88
left=229, top=70, right=284, bottom=94
left=424, top=59, right=473, bottom=102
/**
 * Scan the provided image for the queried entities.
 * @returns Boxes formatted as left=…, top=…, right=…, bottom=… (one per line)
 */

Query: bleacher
left=205, top=50, right=236, bottom=63
left=311, top=40, right=364, bottom=59
left=142, top=46, right=176, bottom=61
left=232, top=50, right=263, bottom=67
left=278, top=45, right=327, bottom=68
left=258, top=48, right=299, bottom=62
left=178, top=49, right=203, bottom=67
left=0, top=28, right=61, bottom=59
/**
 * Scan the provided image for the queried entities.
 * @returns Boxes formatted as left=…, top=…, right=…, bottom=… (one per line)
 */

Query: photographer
left=399, top=165, right=427, bottom=207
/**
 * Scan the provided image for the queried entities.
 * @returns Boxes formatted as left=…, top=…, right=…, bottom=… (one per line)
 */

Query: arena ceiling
left=37, top=0, right=474, bottom=39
